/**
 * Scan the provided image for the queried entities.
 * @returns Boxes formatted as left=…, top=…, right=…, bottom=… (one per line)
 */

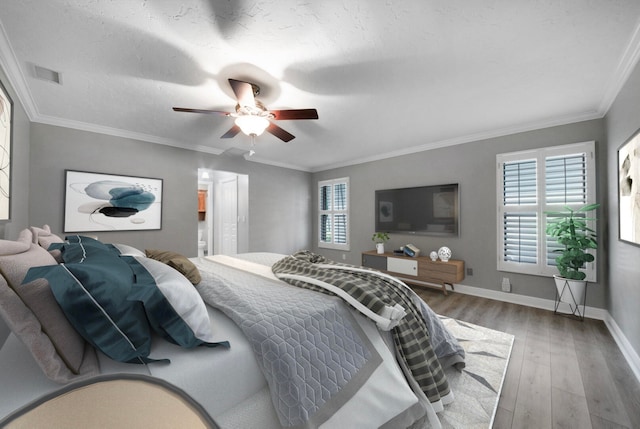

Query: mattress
left=0, top=305, right=272, bottom=425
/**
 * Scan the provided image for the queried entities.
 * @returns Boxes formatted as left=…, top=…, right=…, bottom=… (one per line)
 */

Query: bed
left=0, top=226, right=465, bottom=428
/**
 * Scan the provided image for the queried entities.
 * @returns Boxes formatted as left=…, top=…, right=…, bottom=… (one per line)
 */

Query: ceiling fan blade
left=266, top=123, right=295, bottom=142
left=228, top=79, right=256, bottom=108
left=221, top=124, right=241, bottom=139
left=270, top=109, right=319, bottom=120
left=173, top=107, right=231, bottom=116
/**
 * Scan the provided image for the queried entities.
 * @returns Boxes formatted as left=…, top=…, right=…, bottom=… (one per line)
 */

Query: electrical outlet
left=501, top=277, right=511, bottom=292
left=466, top=268, right=473, bottom=276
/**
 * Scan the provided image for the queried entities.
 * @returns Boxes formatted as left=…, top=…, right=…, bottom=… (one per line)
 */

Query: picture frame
left=64, top=170, right=163, bottom=232
left=618, top=128, right=640, bottom=247
left=0, top=78, right=13, bottom=221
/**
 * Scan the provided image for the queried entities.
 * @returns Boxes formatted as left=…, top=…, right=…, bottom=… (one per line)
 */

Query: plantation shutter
left=333, top=182, right=347, bottom=244
left=545, top=154, right=588, bottom=205
left=496, top=141, right=596, bottom=281
left=318, top=178, right=350, bottom=249
left=501, top=159, right=537, bottom=264
left=544, top=153, right=589, bottom=266
left=319, top=184, right=332, bottom=243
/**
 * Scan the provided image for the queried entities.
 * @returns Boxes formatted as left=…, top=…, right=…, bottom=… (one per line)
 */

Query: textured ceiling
left=1, top=1, right=640, bottom=171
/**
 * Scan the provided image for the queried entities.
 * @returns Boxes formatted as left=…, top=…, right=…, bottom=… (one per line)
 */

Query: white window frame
left=496, top=141, right=597, bottom=281
left=318, top=177, right=350, bottom=250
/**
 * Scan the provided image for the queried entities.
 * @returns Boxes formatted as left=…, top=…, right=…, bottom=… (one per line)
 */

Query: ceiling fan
left=173, top=79, right=318, bottom=142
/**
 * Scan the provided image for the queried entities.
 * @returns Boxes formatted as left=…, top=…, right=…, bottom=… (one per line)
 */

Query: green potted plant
left=545, top=203, right=600, bottom=305
left=371, top=232, right=390, bottom=254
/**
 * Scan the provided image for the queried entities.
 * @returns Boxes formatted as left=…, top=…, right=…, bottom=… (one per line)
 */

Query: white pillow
left=132, top=256, right=216, bottom=345
left=111, top=243, right=146, bottom=257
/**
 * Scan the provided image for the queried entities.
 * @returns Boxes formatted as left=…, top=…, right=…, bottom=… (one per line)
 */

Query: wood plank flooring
left=415, top=288, right=640, bottom=429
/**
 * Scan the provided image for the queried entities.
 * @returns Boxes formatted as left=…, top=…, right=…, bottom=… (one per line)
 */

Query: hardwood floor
left=415, top=288, right=640, bottom=429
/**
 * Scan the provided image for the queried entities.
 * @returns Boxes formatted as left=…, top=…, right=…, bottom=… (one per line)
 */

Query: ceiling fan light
left=235, top=115, right=269, bottom=136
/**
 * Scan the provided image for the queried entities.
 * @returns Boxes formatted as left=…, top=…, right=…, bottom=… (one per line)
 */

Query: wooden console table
left=361, top=250, right=464, bottom=295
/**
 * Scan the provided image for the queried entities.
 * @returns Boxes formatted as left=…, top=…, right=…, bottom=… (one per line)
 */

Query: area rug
left=439, top=316, right=514, bottom=429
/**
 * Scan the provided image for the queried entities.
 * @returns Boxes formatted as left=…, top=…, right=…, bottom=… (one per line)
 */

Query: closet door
left=220, top=177, right=238, bottom=255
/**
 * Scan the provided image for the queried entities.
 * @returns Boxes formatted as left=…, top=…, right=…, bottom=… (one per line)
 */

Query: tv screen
left=375, top=183, right=459, bottom=236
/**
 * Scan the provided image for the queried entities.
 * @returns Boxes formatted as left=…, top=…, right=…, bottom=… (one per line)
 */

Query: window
left=497, top=141, right=597, bottom=281
left=318, top=177, right=350, bottom=250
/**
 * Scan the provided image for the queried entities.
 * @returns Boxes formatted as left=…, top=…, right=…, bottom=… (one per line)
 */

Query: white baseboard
left=452, top=283, right=608, bottom=320
left=452, top=283, right=640, bottom=385
left=603, top=314, right=640, bottom=384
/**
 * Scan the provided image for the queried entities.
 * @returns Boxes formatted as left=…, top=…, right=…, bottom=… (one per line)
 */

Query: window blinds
left=498, top=144, right=594, bottom=279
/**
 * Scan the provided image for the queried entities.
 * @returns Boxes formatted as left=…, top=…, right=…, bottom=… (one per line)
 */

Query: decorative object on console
left=64, top=170, right=163, bottom=232
left=0, top=77, right=12, bottom=221
left=430, top=251, right=438, bottom=261
left=438, top=246, right=452, bottom=262
left=403, top=244, right=420, bottom=257
left=371, top=232, right=390, bottom=254
left=618, top=128, right=640, bottom=247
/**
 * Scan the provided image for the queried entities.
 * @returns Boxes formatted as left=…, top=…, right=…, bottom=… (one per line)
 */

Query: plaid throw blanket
left=272, top=250, right=451, bottom=405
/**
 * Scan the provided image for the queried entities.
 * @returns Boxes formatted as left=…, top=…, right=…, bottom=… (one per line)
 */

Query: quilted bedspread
left=193, top=256, right=425, bottom=429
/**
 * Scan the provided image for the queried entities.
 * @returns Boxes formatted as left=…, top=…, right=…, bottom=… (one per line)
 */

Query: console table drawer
left=361, top=253, right=387, bottom=271
left=418, top=259, right=464, bottom=283
left=387, top=257, right=418, bottom=276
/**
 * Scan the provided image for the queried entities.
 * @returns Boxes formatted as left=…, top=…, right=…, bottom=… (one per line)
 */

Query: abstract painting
left=64, top=170, right=162, bottom=232
left=0, top=79, right=12, bottom=221
left=618, top=128, right=640, bottom=247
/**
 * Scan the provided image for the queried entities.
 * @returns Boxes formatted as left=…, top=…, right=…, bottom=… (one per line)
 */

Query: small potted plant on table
left=371, top=232, right=390, bottom=254
left=545, top=203, right=599, bottom=315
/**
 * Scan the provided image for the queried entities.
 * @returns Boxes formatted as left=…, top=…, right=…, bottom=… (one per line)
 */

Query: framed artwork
left=64, top=170, right=163, bottom=232
left=618, top=128, right=640, bottom=247
left=0, top=79, right=13, bottom=221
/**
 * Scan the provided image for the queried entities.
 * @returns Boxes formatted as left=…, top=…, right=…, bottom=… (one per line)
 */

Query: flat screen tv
left=375, top=183, right=459, bottom=236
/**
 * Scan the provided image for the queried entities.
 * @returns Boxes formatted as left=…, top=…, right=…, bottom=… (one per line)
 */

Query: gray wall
left=605, top=61, right=640, bottom=359
left=313, top=118, right=608, bottom=308
left=28, top=123, right=312, bottom=257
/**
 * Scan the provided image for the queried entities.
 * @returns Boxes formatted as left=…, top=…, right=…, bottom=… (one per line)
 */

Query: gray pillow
left=0, top=229, right=95, bottom=378
left=30, top=225, right=64, bottom=262
left=0, top=273, right=99, bottom=383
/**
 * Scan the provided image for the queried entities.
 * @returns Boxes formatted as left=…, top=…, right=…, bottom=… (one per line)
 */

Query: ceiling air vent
left=34, top=65, right=61, bottom=84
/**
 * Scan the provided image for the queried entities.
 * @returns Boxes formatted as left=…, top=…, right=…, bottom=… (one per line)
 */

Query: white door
left=220, top=177, right=238, bottom=255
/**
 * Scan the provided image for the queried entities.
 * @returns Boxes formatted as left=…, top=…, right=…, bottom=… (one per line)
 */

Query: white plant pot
left=376, top=243, right=385, bottom=254
left=554, top=275, right=587, bottom=306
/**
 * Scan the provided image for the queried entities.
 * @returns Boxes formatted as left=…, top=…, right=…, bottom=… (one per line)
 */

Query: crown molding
left=34, top=113, right=226, bottom=156
left=0, top=20, right=38, bottom=120
left=598, top=18, right=640, bottom=114
left=311, top=110, right=603, bottom=172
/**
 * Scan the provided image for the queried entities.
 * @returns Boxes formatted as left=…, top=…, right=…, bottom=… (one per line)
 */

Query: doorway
left=198, top=169, right=249, bottom=256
